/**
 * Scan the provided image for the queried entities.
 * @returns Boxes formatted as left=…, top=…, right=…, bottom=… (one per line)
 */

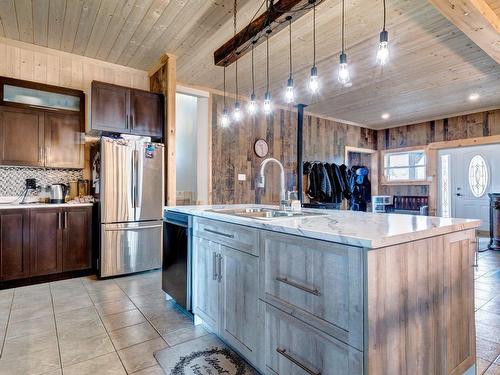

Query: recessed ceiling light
left=381, top=113, right=390, bottom=120
left=469, top=93, right=479, bottom=101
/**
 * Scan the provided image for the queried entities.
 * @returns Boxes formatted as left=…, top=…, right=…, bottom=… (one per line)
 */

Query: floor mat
left=154, top=333, right=259, bottom=375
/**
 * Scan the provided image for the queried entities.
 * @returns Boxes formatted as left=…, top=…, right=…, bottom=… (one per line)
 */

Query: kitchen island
left=166, top=205, right=480, bottom=375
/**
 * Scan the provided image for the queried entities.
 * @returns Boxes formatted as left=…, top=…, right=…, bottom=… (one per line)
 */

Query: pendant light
left=221, top=65, right=230, bottom=127
left=263, top=31, right=272, bottom=115
left=376, top=0, right=389, bottom=65
left=309, top=0, right=319, bottom=94
left=232, top=0, right=243, bottom=122
left=284, top=16, right=294, bottom=104
left=247, top=41, right=257, bottom=115
left=338, top=0, right=351, bottom=86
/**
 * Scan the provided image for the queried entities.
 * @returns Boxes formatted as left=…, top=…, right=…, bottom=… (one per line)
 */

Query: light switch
left=238, top=174, right=246, bottom=181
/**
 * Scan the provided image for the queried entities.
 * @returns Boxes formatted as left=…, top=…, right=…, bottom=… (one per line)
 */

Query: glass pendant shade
left=338, top=53, right=351, bottom=86
left=263, top=92, right=272, bottom=115
left=221, top=109, right=230, bottom=127
left=309, top=66, right=319, bottom=94
left=247, top=93, right=257, bottom=115
left=285, top=78, right=294, bottom=103
left=376, top=30, right=389, bottom=65
left=233, top=101, right=242, bottom=121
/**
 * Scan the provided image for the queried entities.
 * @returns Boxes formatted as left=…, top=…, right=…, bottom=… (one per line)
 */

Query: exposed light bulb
left=233, top=101, right=242, bottom=121
left=221, top=109, right=230, bottom=127
left=376, top=30, right=389, bottom=65
left=338, top=53, right=351, bottom=86
left=247, top=93, right=257, bottom=115
left=309, top=66, right=319, bottom=94
left=263, top=92, right=272, bottom=115
left=285, top=78, right=294, bottom=104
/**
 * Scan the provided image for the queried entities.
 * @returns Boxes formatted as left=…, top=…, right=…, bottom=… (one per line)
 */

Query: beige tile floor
left=0, top=270, right=209, bottom=375
left=0, top=240, right=498, bottom=374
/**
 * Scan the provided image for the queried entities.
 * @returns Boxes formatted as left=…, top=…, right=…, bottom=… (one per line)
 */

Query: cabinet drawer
left=194, top=217, right=259, bottom=256
left=261, top=231, right=363, bottom=350
left=264, top=303, right=363, bottom=375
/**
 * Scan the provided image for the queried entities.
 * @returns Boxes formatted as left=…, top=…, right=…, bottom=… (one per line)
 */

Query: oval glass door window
left=468, top=155, right=489, bottom=198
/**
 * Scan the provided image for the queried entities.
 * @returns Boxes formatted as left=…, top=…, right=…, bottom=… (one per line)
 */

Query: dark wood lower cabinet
left=62, top=207, right=92, bottom=271
left=0, top=206, right=92, bottom=283
left=0, top=210, right=30, bottom=281
left=29, top=209, right=63, bottom=276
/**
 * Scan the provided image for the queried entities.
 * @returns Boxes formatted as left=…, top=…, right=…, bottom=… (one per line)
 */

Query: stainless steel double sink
left=208, top=207, right=327, bottom=220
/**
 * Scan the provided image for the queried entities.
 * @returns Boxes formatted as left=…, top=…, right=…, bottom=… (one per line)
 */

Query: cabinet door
left=0, top=106, right=44, bottom=166
left=29, top=209, right=62, bottom=276
left=219, top=245, right=259, bottom=363
left=62, top=207, right=92, bottom=272
left=45, top=113, right=84, bottom=168
left=91, top=82, right=129, bottom=133
left=0, top=210, right=30, bottom=281
left=130, top=90, right=163, bottom=137
left=192, top=236, right=220, bottom=331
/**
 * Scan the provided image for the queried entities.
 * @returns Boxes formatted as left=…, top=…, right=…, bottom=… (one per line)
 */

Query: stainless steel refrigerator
left=99, top=136, right=164, bottom=278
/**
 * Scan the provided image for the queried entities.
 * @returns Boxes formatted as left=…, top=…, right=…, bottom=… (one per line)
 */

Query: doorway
left=438, top=144, right=500, bottom=231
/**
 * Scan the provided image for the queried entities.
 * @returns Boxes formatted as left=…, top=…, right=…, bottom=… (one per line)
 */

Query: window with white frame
left=383, top=150, right=426, bottom=182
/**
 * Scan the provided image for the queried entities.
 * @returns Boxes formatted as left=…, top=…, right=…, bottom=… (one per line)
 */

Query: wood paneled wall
left=378, top=109, right=500, bottom=197
left=211, top=94, right=377, bottom=204
left=0, top=37, right=149, bottom=92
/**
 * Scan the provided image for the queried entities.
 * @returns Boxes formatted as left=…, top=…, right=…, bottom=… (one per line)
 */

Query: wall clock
left=254, top=139, right=269, bottom=158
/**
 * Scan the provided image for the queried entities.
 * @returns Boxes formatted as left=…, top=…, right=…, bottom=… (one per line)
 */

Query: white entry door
left=439, top=144, right=500, bottom=231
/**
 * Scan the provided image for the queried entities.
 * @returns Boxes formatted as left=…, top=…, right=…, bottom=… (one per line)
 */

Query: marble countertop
left=165, top=204, right=481, bottom=249
left=0, top=201, right=94, bottom=209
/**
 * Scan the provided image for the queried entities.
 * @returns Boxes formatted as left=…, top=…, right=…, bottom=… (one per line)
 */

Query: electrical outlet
left=238, top=174, right=246, bottom=181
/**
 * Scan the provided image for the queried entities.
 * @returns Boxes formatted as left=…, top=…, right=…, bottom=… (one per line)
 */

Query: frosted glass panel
left=3, top=84, right=80, bottom=111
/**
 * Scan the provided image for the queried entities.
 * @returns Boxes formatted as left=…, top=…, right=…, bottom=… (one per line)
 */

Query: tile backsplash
left=0, top=167, right=83, bottom=196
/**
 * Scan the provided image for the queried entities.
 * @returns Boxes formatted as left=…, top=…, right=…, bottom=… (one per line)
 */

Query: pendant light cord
left=313, top=1, right=316, bottom=67
left=233, top=0, right=238, bottom=100
left=251, top=43, right=255, bottom=94
left=223, top=65, right=226, bottom=109
left=266, top=34, right=270, bottom=92
left=383, top=0, right=386, bottom=31
left=288, top=18, right=292, bottom=79
left=341, top=0, right=345, bottom=53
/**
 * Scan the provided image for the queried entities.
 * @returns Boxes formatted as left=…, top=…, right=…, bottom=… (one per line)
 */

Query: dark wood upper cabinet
left=0, top=106, right=45, bottom=167
left=0, top=210, right=30, bottom=281
left=91, top=81, right=163, bottom=139
left=130, top=90, right=163, bottom=137
left=91, top=81, right=129, bottom=133
left=45, top=113, right=84, bottom=169
left=62, top=207, right=92, bottom=272
left=0, top=77, right=85, bottom=169
left=29, top=209, right=63, bottom=277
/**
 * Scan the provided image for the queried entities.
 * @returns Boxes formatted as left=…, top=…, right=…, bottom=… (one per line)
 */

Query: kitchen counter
left=0, top=202, right=94, bottom=209
left=165, top=204, right=480, bottom=249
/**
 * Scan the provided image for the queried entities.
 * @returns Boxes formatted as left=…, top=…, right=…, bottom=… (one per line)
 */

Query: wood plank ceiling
left=0, top=0, right=498, bottom=129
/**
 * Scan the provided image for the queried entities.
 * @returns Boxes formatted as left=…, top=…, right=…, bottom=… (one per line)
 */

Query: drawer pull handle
left=276, top=277, right=321, bottom=296
left=276, top=348, right=321, bottom=375
left=204, top=228, right=234, bottom=238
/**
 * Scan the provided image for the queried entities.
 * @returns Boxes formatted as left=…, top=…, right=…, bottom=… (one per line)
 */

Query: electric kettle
left=50, top=184, right=68, bottom=204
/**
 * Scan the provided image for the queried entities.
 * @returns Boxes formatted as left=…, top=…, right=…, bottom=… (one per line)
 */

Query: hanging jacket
left=320, top=164, right=332, bottom=199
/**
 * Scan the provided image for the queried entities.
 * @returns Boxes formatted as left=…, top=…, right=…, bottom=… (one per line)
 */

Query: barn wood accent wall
left=378, top=109, right=500, bottom=197
left=211, top=94, right=377, bottom=204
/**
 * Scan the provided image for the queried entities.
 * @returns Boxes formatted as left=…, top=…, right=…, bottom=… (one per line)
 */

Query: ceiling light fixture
left=376, top=0, right=389, bottom=65
left=469, top=93, right=479, bottom=101
left=264, top=31, right=272, bottom=115
left=221, top=65, right=230, bottom=127
left=232, top=0, right=243, bottom=122
left=309, top=0, right=319, bottom=94
left=285, top=16, right=295, bottom=104
left=248, top=41, right=257, bottom=115
left=381, top=112, right=390, bottom=120
left=338, top=0, right=351, bottom=86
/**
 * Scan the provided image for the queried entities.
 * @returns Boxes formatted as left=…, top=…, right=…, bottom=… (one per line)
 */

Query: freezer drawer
left=100, top=221, right=162, bottom=277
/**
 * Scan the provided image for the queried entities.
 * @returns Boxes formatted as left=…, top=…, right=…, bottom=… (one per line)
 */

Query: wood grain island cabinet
left=188, top=214, right=478, bottom=375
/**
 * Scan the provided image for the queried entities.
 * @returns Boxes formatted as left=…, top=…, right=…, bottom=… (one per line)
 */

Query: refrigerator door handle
left=135, top=149, right=143, bottom=209
left=131, top=149, right=137, bottom=209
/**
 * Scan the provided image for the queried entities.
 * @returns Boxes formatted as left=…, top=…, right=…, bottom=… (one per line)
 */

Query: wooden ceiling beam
left=427, top=0, right=500, bottom=64
left=214, top=0, right=320, bottom=67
